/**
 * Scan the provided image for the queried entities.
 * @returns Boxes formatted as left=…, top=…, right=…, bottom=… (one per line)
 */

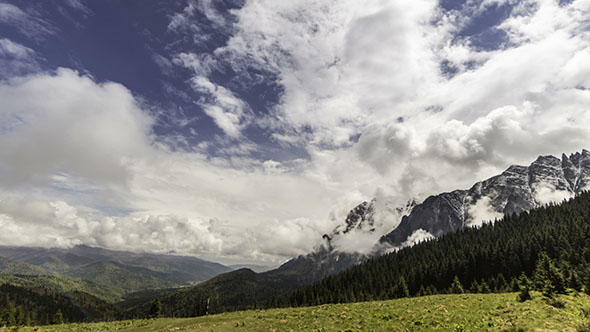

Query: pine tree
left=2, top=303, right=16, bottom=327
left=52, top=309, right=64, bottom=325
left=450, top=276, right=464, bottom=294
left=495, top=274, right=508, bottom=293
left=568, top=271, right=583, bottom=292
left=479, top=280, right=491, bottom=293
left=417, top=284, right=426, bottom=297
left=392, top=276, right=410, bottom=298
left=510, top=277, right=520, bottom=292
left=517, top=273, right=532, bottom=302
left=149, top=298, right=162, bottom=318
left=469, top=280, right=480, bottom=294
left=534, top=252, right=567, bottom=296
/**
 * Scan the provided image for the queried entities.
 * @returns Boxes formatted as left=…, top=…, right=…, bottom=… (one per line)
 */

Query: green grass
left=16, top=292, right=590, bottom=332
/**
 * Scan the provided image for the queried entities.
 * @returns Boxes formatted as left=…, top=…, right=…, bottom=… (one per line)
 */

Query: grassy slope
left=21, top=292, right=590, bottom=332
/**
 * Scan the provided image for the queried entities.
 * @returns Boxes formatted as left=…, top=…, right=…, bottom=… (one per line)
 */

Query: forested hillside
left=0, top=284, right=125, bottom=326
left=0, top=274, right=124, bottom=303
left=286, top=191, right=590, bottom=306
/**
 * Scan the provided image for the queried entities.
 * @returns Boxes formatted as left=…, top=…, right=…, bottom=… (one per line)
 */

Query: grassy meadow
left=11, top=292, right=590, bottom=332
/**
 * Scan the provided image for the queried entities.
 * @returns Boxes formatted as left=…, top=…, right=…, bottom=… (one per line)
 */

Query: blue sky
left=0, top=0, right=589, bottom=264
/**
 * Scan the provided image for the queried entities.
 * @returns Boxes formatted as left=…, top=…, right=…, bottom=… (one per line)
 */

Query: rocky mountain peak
left=379, top=149, right=590, bottom=250
left=342, top=199, right=376, bottom=234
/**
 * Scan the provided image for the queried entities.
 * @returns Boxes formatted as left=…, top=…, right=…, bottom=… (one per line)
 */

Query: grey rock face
left=342, top=200, right=376, bottom=234
left=380, top=150, right=590, bottom=248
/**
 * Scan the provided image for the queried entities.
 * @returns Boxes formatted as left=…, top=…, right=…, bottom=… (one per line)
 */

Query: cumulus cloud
left=219, top=0, right=445, bottom=147
left=0, top=68, right=154, bottom=187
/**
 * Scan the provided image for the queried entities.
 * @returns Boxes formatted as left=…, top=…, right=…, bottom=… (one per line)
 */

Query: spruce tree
left=149, top=298, right=162, bottom=318
left=534, top=252, right=567, bottom=296
left=469, top=280, right=480, bottom=294
left=392, top=276, right=410, bottom=298
left=479, top=280, right=491, bottom=293
left=450, top=276, right=464, bottom=294
left=417, top=284, right=426, bottom=297
left=517, top=273, right=532, bottom=302
left=568, top=271, right=583, bottom=292
left=52, top=309, right=64, bottom=325
left=495, top=274, right=508, bottom=293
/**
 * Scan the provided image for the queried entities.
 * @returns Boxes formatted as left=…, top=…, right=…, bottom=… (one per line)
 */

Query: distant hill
left=228, top=264, right=275, bottom=273
left=0, top=256, right=50, bottom=276
left=68, top=260, right=179, bottom=293
left=0, top=245, right=231, bottom=300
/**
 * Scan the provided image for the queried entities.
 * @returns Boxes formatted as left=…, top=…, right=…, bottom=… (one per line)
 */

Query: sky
left=0, top=0, right=589, bottom=265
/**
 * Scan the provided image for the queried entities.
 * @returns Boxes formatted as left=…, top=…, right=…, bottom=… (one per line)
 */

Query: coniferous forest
left=285, top=191, right=590, bottom=307
left=0, top=284, right=125, bottom=327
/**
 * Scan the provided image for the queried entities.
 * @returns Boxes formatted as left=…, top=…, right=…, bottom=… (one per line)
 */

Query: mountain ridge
left=379, top=149, right=590, bottom=248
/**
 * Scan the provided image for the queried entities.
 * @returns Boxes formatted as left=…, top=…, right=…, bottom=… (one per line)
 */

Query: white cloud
left=0, top=3, right=56, bottom=39
left=533, top=183, right=575, bottom=205
left=0, top=68, right=154, bottom=187
left=0, top=38, right=39, bottom=77
left=466, top=196, right=504, bottom=227
left=64, top=0, right=92, bottom=15
left=168, top=0, right=228, bottom=38
left=190, top=75, right=251, bottom=138
left=219, top=0, right=446, bottom=147
left=0, top=38, right=36, bottom=59
left=401, top=229, right=435, bottom=248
